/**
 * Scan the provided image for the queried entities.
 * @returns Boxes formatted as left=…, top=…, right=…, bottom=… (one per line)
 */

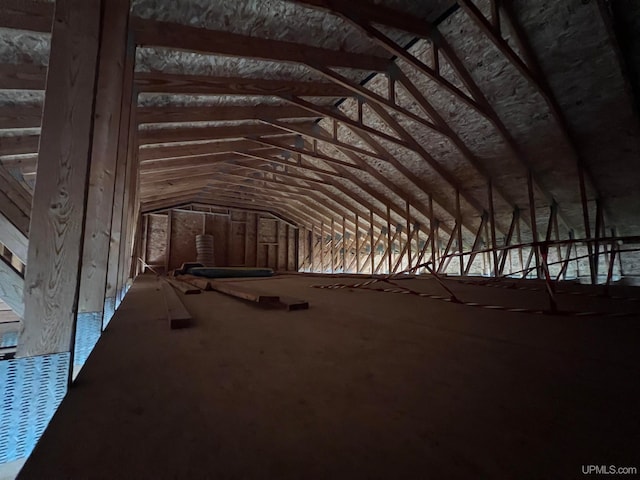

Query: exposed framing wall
left=142, top=207, right=298, bottom=273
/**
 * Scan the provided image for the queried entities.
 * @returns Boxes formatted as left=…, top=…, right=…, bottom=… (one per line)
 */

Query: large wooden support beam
left=132, top=18, right=390, bottom=72
left=0, top=63, right=47, bottom=90
left=0, top=0, right=53, bottom=33
left=104, top=49, right=136, bottom=326
left=117, top=106, right=141, bottom=302
left=0, top=134, right=40, bottom=156
left=0, top=105, right=43, bottom=129
left=77, top=0, right=132, bottom=330
left=138, top=123, right=303, bottom=146
left=135, top=72, right=354, bottom=97
left=137, top=105, right=319, bottom=124
left=0, top=256, right=24, bottom=318
left=18, top=0, right=103, bottom=358
left=139, top=138, right=290, bottom=162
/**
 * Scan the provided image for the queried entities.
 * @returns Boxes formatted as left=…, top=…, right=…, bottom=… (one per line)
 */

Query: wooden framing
left=0, top=0, right=627, bottom=327
left=135, top=72, right=354, bottom=97
left=77, top=0, right=132, bottom=326
left=0, top=255, right=24, bottom=318
left=132, top=17, right=390, bottom=72
left=18, top=0, right=104, bottom=358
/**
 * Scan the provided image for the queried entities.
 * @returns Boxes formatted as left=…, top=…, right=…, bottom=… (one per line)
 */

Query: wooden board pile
left=175, top=274, right=309, bottom=311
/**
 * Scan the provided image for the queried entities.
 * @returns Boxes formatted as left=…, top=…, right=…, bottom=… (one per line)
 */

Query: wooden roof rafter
left=230, top=152, right=441, bottom=238
left=201, top=181, right=342, bottom=228
left=131, top=17, right=391, bottom=72
left=261, top=120, right=458, bottom=236
left=236, top=137, right=455, bottom=238
left=277, top=96, right=487, bottom=237
left=139, top=138, right=293, bottom=162
left=287, top=0, right=578, bottom=235
left=137, top=123, right=307, bottom=146
left=134, top=72, right=356, bottom=97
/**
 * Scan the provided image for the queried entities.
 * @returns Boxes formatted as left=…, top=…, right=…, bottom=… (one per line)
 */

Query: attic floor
left=19, top=274, right=640, bottom=479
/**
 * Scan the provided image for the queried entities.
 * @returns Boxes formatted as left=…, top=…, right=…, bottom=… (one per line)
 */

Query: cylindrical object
left=195, top=234, right=215, bottom=266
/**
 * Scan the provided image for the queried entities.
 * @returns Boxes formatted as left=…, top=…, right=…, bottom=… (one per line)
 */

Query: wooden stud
left=456, top=190, right=464, bottom=276
left=498, top=209, right=519, bottom=276
left=405, top=201, right=412, bottom=269
left=386, top=205, right=392, bottom=274
left=0, top=211, right=28, bottom=263
left=320, top=222, right=325, bottom=273
left=18, top=0, right=103, bottom=358
left=165, top=211, right=172, bottom=274
left=487, top=181, right=499, bottom=276
left=0, top=256, right=24, bottom=318
left=77, top=0, right=131, bottom=325
left=104, top=36, right=136, bottom=326
left=330, top=218, right=335, bottom=274
left=429, top=196, right=436, bottom=269
left=341, top=217, right=346, bottom=273
left=132, top=17, right=390, bottom=72
left=527, top=171, right=541, bottom=278
left=370, top=210, right=375, bottom=275
left=355, top=214, right=360, bottom=273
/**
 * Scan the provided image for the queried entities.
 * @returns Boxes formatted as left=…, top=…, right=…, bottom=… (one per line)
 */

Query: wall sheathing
left=143, top=209, right=296, bottom=272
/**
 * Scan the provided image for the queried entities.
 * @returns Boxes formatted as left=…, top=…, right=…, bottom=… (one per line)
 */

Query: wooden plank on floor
left=178, top=274, right=212, bottom=291
left=208, top=280, right=280, bottom=305
left=166, top=277, right=201, bottom=295
left=160, top=280, right=192, bottom=329
left=277, top=296, right=309, bottom=311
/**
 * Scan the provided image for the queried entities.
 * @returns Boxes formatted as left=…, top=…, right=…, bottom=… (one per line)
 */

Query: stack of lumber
left=160, top=279, right=192, bottom=329
left=174, top=275, right=309, bottom=311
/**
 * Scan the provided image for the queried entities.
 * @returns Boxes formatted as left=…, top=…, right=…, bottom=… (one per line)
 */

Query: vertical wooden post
left=77, top=0, right=132, bottom=331
left=370, top=210, right=375, bottom=275
left=527, top=170, right=541, bottom=278
left=299, top=227, right=305, bottom=271
left=515, top=212, right=524, bottom=274
left=293, top=225, right=300, bottom=272
left=330, top=218, right=335, bottom=274
left=429, top=196, right=436, bottom=270
left=254, top=213, right=260, bottom=269
left=275, top=220, right=280, bottom=271
left=103, top=35, right=135, bottom=327
left=320, top=222, right=325, bottom=273
left=593, top=199, right=603, bottom=283
left=456, top=190, right=464, bottom=276
left=141, top=214, right=149, bottom=272
left=116, top=94, right=139, bottom=303
left=165, top=211, right=172, bottom=274
left=310, top=225, right=315, bottom=273
left=18, top=0, right=104, bottom=358
left=487, top=181, right=499, bottom=277
left=498, top=208, right=519, bottom=276
left=355, top=214, right=360, bottom=273
left=341, top=217, right=346, bottom=272
left=386, top=205, right=392, bottom=274
left=405, top=201, right=412, bottom=269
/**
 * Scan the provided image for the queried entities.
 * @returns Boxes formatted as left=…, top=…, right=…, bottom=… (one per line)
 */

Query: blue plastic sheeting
left=0, top=353, right=69, bottom=463
left=73, top=312, right=102, bottom=371
left=0, top=331, right=18, bottom=348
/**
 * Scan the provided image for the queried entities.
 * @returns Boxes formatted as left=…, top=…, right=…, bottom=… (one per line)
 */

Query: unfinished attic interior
left=1, top=0, right=640, bottom=478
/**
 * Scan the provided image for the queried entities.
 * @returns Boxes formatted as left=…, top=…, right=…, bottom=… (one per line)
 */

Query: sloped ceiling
left=1, top=0, right=639, bottom=248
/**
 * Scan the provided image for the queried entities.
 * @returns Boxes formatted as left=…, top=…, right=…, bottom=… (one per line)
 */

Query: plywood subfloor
left=19, top=274, right=640, bottom=479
